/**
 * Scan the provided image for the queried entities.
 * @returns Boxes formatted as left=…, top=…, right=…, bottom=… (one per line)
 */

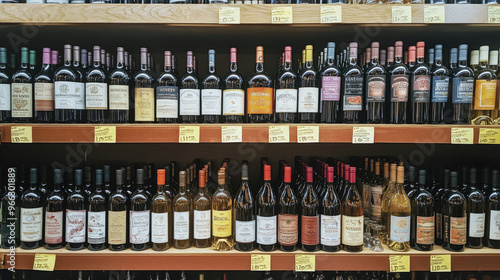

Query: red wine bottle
left=85, top=46, right=108, bottom=123
left=157, top=51, right=179, bottom=123
left=341, top=42, right=363, bottom=123
left=223, top=48, right=244, bottom=123
left=109, top=47, right=131, bottom=123
left=301, top=166, right=320, bottom=252
left=386, top=41, right=409, bottom=124
left=320, top=42, right=341, bottom=123
left=278, top=166, right=298, bottom=252
left=247, top=46, right=273, bottom=123
left=88, top=169, right=108, bottom=251
left=256, top=164, right=277, bottom=251
left=202, top=49, right=222, bottom=123
left=66, top=169, right=87, bottom=250
left=275, top=46, right=297, bottom=123
left=44, top=169, right=66, bottom=250
left=180, top=51, right=201, bottom=123
left=11, top=47, right=34, bottom=123
left=409, top=41, right=431, bottom=124
left=20, top=168, right=44, bottom=249
left=365, top=42, right=386, bottom=124
left=34, top=48, right=55, bottom=123
left=298, top=45, right=319, bottom=123
left=321, top=166, right=341, bottom=252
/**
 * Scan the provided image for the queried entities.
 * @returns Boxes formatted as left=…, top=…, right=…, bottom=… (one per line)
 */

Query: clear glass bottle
left=388, top=166, right=411, bottom=252
left=472, top=46, right=497, bottom=125
left=212, top=169, right=233, bottom=251
left=194, top=170, right=211, bottom=248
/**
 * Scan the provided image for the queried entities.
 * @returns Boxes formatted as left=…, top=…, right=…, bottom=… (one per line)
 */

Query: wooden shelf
left=0, top=4, right=496, bottom=25
left=1, top=246, right=499, bottom=271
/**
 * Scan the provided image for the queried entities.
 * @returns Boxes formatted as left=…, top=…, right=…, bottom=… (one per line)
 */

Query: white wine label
left=129, top=210, right=150, bottom=244
left=11, top=83, right=33, bottom=118
left=45, top=211, right=63, bottom=244
left=489, top=210, right=500, bottom=240
left=201, top=89, right=222, bottom=115
left=151, top=212, right=169, bottom=243
left=235, top=220, right=255, bottom=243
left=222, top=89, right=244, bottom=116
left=66, top=209, right=86, bottom=243
left=194, top=210, right=211, bottom=239
left=108, top=210, right=127, bottom=245
left=174, top=211, right=190, bottom=240
left=0, top=84, right=11, bottom=110
left=85, top=82, right=108, bottom=110
left=390, top=215, right=411, bottom=242
left=109, top=85, right=129, bottom=110
left=88, top=211, right=106, bottom=244
left=257, top=215, right=277, bottom=245
left=320, top=214, right=341, bottom=246
left=55, top=82, right=79, bottom=110
left=298, top=87, right=319, bottom=113
left=75, top=83, right=85, bottom=109
left=20, top=207, right=43, bottom=242
left=275, top=89, right=297, bottom=113
left=179, top=89, right=201, bottom=116
left=342, top=215, right=363, bottom=246
left=469, top=212, right=485, bottom=238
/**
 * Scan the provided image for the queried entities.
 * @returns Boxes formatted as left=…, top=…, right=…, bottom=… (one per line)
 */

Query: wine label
left=366, top=75, right=386, bottom=102
left=452, top=77, right=474, bottom=104
left=489, top=210, right=500, bottom=240
left=11, top=83, right=33, bottom=118
left=109, top=85, right=129, bottom=110
left=390, top=75, right=409, bottom=102
left=0, top=84, right=11, bottom=110
left=235, top=220, right=255, bottom=243
left=201, top=89, right=222, bottom=115
left=88, top=211, right=106, bottom=244
left=278, top=214, right=298, bottom=246
left=320, top=214, right=341, bottom=246
left=474, top=80, right=497, bottom=110
left=222, top=89, right=245, bottom=116
left=45, top=211, right=63, bottom=244
left=156, top=86, right=179, bottom=118
left=213, top=210, right=231, bottom=237
left=194, top=209, right=211, bottom=239
left=431, top=76, right=449, bottom=103
left=450, top=216, right=467, bottom=245
left=301, top=215, right=319, bottom=245
left=151, top=212, right=169, bottom=243
left=342, top=215, right=363, bottom=246
left=412, top=75, right=431, bottom=103
left=416, top=216, right=435, bottom=245
left=247, top=87, right=273, bottom=114
left=174, top=211, right=190, bottom=240
left=370, top=185, right=383, bottom=221
left=135, top=88, right=155, bottom=121
left=390, top=215, right=410, bottom=242
left=257, top=215, right=277, bottom=245
left=20, top=207, right=43, bottom=242
left=298, top=87, right=319, bottom=113
left=469, top=212, right=485, bottom=238
left=343, top=76, right=363, bottom=111
left=362, top=184, right=371, bottom=214
left=108, top=210, right=127, bottom=245
left=129, top=210, right=150, bottom=244
left=54, top=81, right=77, bottom=109
left=75, top=83, right=85, bottom=109
left=66, top=209, right=86, bottom=243
left=179, top=88, right=201, bottom=116
left=321, top=76, right=341, bottom=101
left=436, top=212, right=442, bottom=240
left=34, top=83, right=55, bottom=111
left=85, top=82, right=108, bottom=110
left=275, top=89, right=298, bottom=113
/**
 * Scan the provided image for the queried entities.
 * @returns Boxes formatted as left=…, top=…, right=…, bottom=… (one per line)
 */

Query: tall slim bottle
left=11, top=47, right=34, bottom=123
left=388, top=166, right=411, bottom=252
left=365, top=42, right=386, bottom=124
left=0, top=48, right=11, bottom=123
left=341, top=167, right=363, bottom=252
left=256, top=165, right=278, bottom=251
left=34, top=48, right=55, bottom=123
left=88, top=169, right=107, bottom=251
left=386, top=42, right=409, bottom=124
left=20, top=168, right=44, bottom=249
left=66, top=169, right=86, bottom=250
left=298, top=45, right=319, bottom=123
left=234, top=164, right=255, bottom=251
left=321, top=166, right=341, bottom=252
left=442, top=171, right=466, bottom=252
left=86, top=46, right=108, bottom=123
left=157, top=51, right=179, bottom=123
left=370, top=162, right=384, bottom=222
left=450, top=45, right=474, bottom=124
left=108, top=169, right=129, bottom=251
left=341, top=42, right=364, bottom=123
left=180, top=51, right=200, bottom=123
left=320, top=43, right=342, bottom=123
left=129, top=169, right=150, bottom=251
left=151, top=169, right=172, bottom=251
left=275, top=46, right=297, bottom=123
left=465, top=168, right=485, bottom=249
left=223, top=48, right=244, bottom=123
left=301, top=166, right=320, bottom=252
left=173, top=171, right=193, bottom=249
left=410, top=170, right=434, bottom=251
left=212, top=170, right=233, bottom=251
left=472, top=46, right=497, bottom=125
left=202, top=49, right=222, bottom=123
left=430, top=45, right=450, bottom=124
left=45, top=169, right=66, bottom=249
left=409, top=42, right=431, bottom=124
left=278, top=166, right=298, bottom=252
left=194, top=170, right=211, bottom=248
left=486, top=170, right=500, bottom=248
left=247, top=46, right=274, bottom=123
left=134, top=47, right=156, bottom=123
left=109, top=47, right=130, bottom=123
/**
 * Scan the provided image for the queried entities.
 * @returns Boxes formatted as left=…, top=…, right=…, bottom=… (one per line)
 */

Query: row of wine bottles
left=2, top=156, right=500, bottom=253
left=1, top=42, right=499, bottom=125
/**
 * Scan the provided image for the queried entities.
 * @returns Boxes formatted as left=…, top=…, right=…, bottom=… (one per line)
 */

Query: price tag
left=320, top=6, right=342, bottom=23
left=269, top=126, right=289, bottom=143
left=488, top=6, right=500, bottom=23
left=250, top=254, right=271, bottom=271
left=219, top=7, right=240, bottom=24
left=392, top=6, right=412, bottom=24
left=389, top=255, right=410, bottom=273
left=179, top=126, right=200, bottom=143
left=33, top=254, right=56, bottom=271
left=478, top=128, right=500, bottom=144
left=352, top=127, right=374, bottom=144
left=451, top=128, right=474, bottom=144
left=272, top=7, right=293, bottom=24
left=221, top=126, right=242, bottom=143
left=295, top=255, right=315, bottom=272
left=424, top=5, right=445, bottom=23
left=297, top=126, right=319, bottom=143
left=430, top=255, right=451, bottom=272
left=11, top=126, right=32, bottom=143
left=94, top=126, right=116, bottom=143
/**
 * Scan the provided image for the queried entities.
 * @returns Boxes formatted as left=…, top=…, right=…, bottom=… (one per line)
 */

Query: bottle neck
left=157, top=183, right=165, bottom=194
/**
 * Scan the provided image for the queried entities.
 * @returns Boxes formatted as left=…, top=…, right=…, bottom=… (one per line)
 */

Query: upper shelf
left=0, top=4, right=496, bottom=25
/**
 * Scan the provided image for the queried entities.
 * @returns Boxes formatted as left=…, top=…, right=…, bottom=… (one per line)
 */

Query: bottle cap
left=307, top=166, right=313, bottom=183
left=350, top=167, right=356, bottom=183
left=96, top=169, right=103, bottom=185
left=284, top=166, right=291, bottom=183
left=75, top=169, right=83, bottom=186
left=327, top=166, right=334, bottom=183
left=30, top=168, right=37, bottom=184
left=116, top=169, right=124, bottom=185
left=136, top=169, right=144, bottom=185
left=241, top=164, right=249, bottom=180
left=450, top=171, right=458, bottom=188
left=218, top=170, right=225, bottom=185
left=179, top=171, right=186, bottom=187
left=157, top=169, right=165, bottom=185
left=264, top=164, right=271, bottom=181
left=199, top=170, right=206, bottom=188
left=397, top=166, right=405, bottom=184
left=418, top=170, right=426, bottom=185
left=54, top=169, right=63, bottom=184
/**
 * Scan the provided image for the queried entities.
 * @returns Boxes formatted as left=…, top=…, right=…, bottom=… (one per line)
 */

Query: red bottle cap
left=307, top=167, right=313, bottom=183
left=284, top=166, right=292, bottom=183
left=350, top=167, right=357, bottom=183
left=327, top=167, right=334, bottom=183
left=264, top=164, right=271, bottom=181
left=199, top=170, right=206, bottom=188
left=344, top=164, right=350, bottom=181
left=157, top=169, right=165, bottom=185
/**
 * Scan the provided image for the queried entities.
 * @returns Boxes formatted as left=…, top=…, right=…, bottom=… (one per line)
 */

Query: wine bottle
left=157, top=51, right=179, bottom=123
left=321, top=166, right=341, bottom=252
left=434, top=169, right=450, bottom=246
left=130, top=169, right=150, bottom=251
left=202, top=49, right=222, bottom=123
left=45, top=169, right=66, bottom=250
left=486, top=170, right=500, bottom=248
left=275, top=46, right=297, bottom=123
left=103, top=165, right=112, bottom=196
left=428, top=48, right=435, bottom=69
left=409, top=41, right=431, bottom=124
left=386, top=46, right=395, bottom=70
left=11, top=47, right=34, bottom=123
left=212, top=169, right=233, bottom=251
left=134, top=47, right=156, bottom=123
left=465, top=168, right=485, bottom=249
left=341, top=42, right=364, bottom=123
left=298, top=45, right=319, bottom=123
left=180, top=51, right=201, bottom=123
left=278, top=166, right=298, bottom=251
left=88, top=169, right=108, bottom=251
left=410, top=170, right=434, bottom=251
left=193, top=169, right=211, bottom=248
left=381, top=164, right=397, bottom=240
left=72, top=46, right=86, bottom=123
left=109, top=47, right=131, bottom=123
left=66, top=169, right=87, bottom=250
left=20, top=168, right=44, bottom=249
left=406, top=166, right=418, bottom=199
left=301, top=166, right=320, bottom=252
left=86, top=46, right=108, bottom=123
left=247, top=46, right=274, bottom=123
left=442, top=171, right=466, bottom=252
left=34, top=47, right=55, bottom=123
left=471, top=45, right=497, bottom=125
left=342, top=167, right=363, bottom=252
left=387, top=42, right=410, bottom=124
left=152, top=169, right=172, bottom=251
left=256, top=164, right=278, bottom=251
left=108, top=169, right=129, bottom=251
left=84, top=166, right=93, bottom=198
left=0, top=48, right=11, bottom=123
left=388, top=166, right=411, bottom=252
left=320, top=42, right=341, bottom=124
left=234, top=163, right=255, bottom=251
left=430, top=45, right=450, bottom=124
left=173, top=171, right=193, bottom=249
left=365, top=42, right=386, bottom=124
left=223, top=48, right=244, bottom=123
left=370, top=161, right=383, bottom=222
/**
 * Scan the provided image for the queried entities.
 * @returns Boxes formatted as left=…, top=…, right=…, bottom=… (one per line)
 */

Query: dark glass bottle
left=151, top=169, right=172, bottom=251
left=256, top=164, right=278, bottom=251
left=320, top=42, right=342, bottom=123
left=103, top=165, right=112, bottom=196
left=130, top=169, right=151, bottom=251
left=410, top=170, right=434, bottom=251
left=34, top=47, right=55, bottom=123
left=54, top=45, right=80, bottom=123
left=298, top=45, right=319, bottom=123
left=472, top=46, right=498, bottom=125
left=321, top=166, right=341, bottom=252
left=301, top=166, right=320, bottom=252
left=45, top=169, right=66, bottom=250
left=223, top=48, right=244, bottom=123
left=386, top=41, right=409, bottom=124
left=72, top=46, right=87, bottom=123
left=20, top=168, right=44, bottom=249
left=247, top=46, right=274, bottom=123
left=1, top=167, right=20, bottom=248
left=88, top=169, right=107, bottom=251
left=365, top=42, right=386, bottom=124
left=275, top=46, right=297, bottom=123
left=201, top=49, right=222, bottom=123
left=11, top=47, right=34, bottom=123
left=0, top=48, right=11, bottom=123
left=341, top=167, right=363, bottom=252
left=485, top=170, right=500, bottom=248
left=409, top=42, right=431, bottom=124
left=278, top=166, right=298, bottom=252
left=133, top=47, right=156, bottom=123
left=66, top=169, right=87, bottom=250
left=109, top=47, right=130, bottom=123
left=406, top=166, right=418, bottom=199
left=86, top=46, right=108, bottom=123
left=442, top=171, right=466, bottom=252
left=180, top=51, right=201, bottom=123
left=434, top=169, right=450, bottom=246
left=234, top=164, right=255, bottom=251
left=449, top=45, right=474, bottom=124
left=341, top=42, right=364, bottom=123
left=465, top=168, right=485, bottom=249
left=430, top=45, right=450, bottom=124
left=108, top=169, right=129, bottom=251
left=157, top=51, right=179, bottom=123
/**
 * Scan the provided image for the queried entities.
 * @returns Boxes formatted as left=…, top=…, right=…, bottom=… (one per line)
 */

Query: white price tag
left=352, top=127, right=374, bottom=144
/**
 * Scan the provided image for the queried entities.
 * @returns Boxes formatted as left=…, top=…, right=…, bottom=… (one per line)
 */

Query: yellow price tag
left=221, top=126, right=242, bottom=143
left=389, top=255, right=410, bottom=273
left=33, top=254, right=56, bottom=271
left=250, top=254, right=271, bottom=271
left=94, top=126, right=116, bottom=143
left=219, top=7, right=240, bottom=24
left=272, top=7, right=293, bottom=24
left=430, top=255, right=451, bottom=272
left=352, top=127, right=374, bottom=144
left=297, top=126, right=319, bottom=143
left=424, top=5, right=445, bottom=23
left=488, top=6, right=500, bottom=23
left=11, top=126, right=32, bottom=143
left=392, top=6, right=412, bottom=24
left=451, top=128, right=474, bottom=144
left=179, top=126, right=200, bottom=143
left=295, top=255, right=315, bottom=272
left=269, top=126, right=289, bottom=143
left=320, top=6, right=342, bottom=23
left=478, top=128, right=500, bottom=144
